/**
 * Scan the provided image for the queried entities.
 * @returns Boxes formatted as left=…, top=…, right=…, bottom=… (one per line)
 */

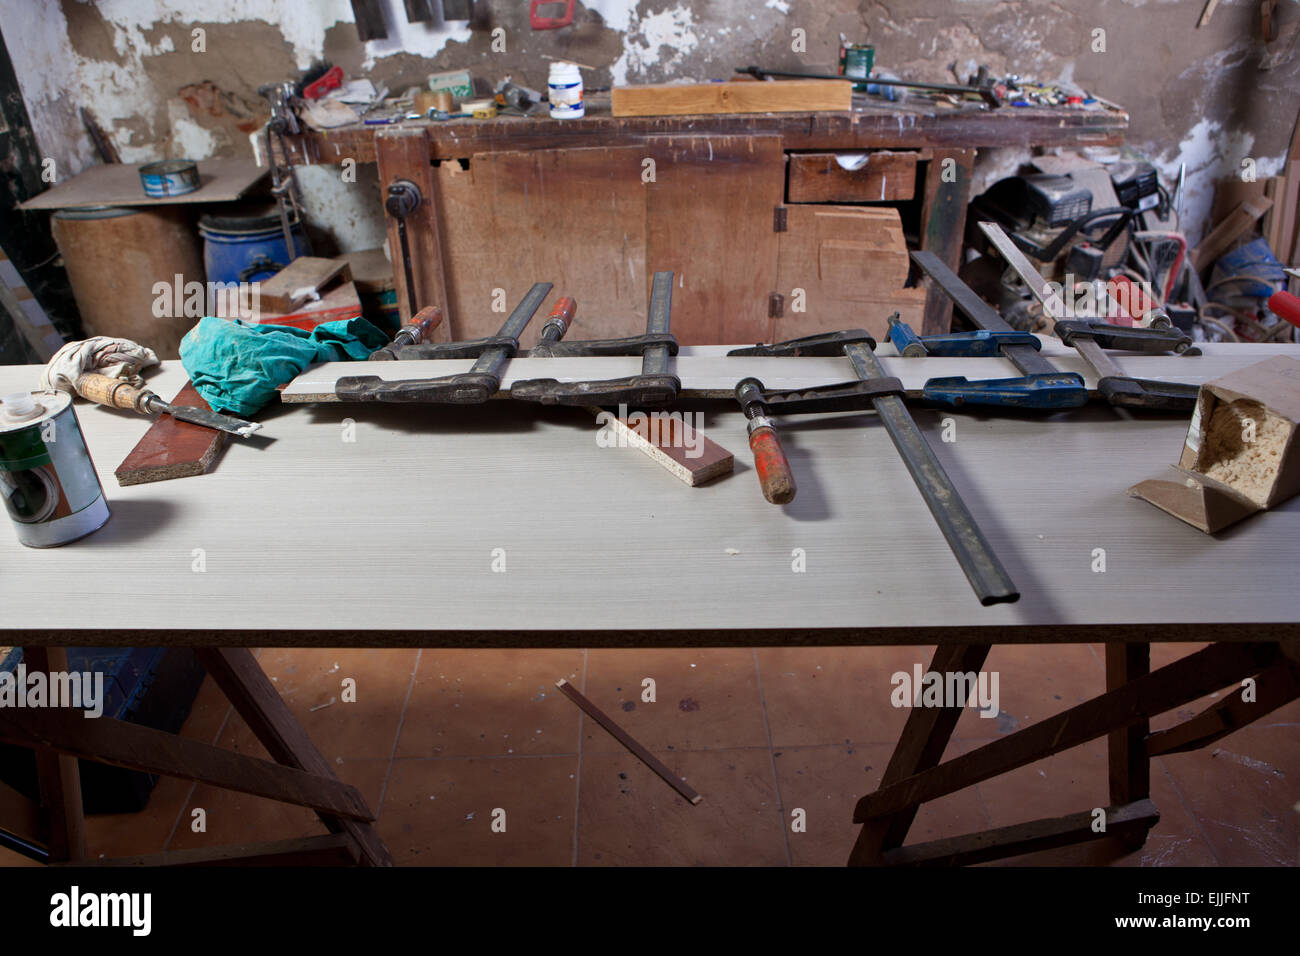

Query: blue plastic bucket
left=198, top=205, right=308, bottom=285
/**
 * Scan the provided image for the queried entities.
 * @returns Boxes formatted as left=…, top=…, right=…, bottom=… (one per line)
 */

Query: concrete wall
left=4, top=0, right=1298, bottom=247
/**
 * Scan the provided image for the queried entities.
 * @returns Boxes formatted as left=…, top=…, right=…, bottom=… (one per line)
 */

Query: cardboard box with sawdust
left=1128, top=356, right=1300, bottom=533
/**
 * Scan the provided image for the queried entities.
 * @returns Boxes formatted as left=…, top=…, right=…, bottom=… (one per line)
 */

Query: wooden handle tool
left=74, top=372, right=263, bottom=438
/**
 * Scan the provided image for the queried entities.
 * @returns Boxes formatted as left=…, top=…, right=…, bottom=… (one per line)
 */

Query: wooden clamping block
left=257, top=257, right=353, bottom=314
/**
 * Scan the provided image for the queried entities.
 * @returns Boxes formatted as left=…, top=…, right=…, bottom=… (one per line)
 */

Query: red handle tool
left=530, top=0, right=574, bottom=29
left=1268, top=290, right=1300, bottom=329
left=747, top=418, right=797, bottom=505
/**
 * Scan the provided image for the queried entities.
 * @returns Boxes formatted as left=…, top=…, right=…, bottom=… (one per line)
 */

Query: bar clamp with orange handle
left=727, top=330, right=1019, bottom=607
left=334, top=283, right=552, bottom=403
left=510, top=270, right=680, bottom=408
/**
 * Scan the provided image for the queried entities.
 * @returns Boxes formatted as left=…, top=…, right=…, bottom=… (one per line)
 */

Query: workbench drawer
left=786, top=151, right=918, bottom=204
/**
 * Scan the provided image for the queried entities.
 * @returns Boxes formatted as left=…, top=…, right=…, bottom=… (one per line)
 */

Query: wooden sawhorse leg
left=849, top=641, right=1293, bottom=866
left=848, top=643, right=991, bottom=865
left=0, top=647, right=391, bottom=867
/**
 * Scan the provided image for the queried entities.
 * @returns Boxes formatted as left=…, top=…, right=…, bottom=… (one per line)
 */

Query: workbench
left=280, top=95, right=1128, bottom=344
left=1, top=342, right=1296, bottom=867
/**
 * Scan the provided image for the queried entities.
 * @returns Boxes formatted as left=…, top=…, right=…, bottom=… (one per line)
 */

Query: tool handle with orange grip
left=540, top=295, right=577, bottom=343
left=747, top=417, right=796, bottom=505
left=404, top=305, right=444, bottom=345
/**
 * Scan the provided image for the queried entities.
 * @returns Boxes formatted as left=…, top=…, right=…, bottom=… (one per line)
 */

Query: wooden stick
left=555, top=679, right=702, bottom=805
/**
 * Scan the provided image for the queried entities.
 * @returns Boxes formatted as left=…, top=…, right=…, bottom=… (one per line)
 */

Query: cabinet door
left=774, top=205, right=925, bottom=342
left=644, top=135, right=783, bottom=345
left=434, top=145, right=649, bottom=342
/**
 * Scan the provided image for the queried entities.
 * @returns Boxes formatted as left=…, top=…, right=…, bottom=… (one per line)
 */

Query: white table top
left=2, top=347, right=1299, bottom=646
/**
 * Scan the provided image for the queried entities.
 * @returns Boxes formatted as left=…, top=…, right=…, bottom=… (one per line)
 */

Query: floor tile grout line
left=572, top=648, right=587, bottom=868
left=1154, top=755, right=1224, bottom=866
left=377, top=648, right=423, bottom=812
left=752, top=647, right=793, bottom=867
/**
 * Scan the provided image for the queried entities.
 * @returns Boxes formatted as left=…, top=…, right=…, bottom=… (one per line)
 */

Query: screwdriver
left=73, top=373, right=262, bottom=437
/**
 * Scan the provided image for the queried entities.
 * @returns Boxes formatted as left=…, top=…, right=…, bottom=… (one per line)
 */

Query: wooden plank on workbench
left=645, top=136, right=784, bottom=344
left=278, top=342, right=1286, bottom=403
left=612, top=81, right=850, bottom=118
left=115, top=381, right=228, bottom=486
left=433, top=147, right=648, bottom=342
left=787, top=151, right=918, bottom=203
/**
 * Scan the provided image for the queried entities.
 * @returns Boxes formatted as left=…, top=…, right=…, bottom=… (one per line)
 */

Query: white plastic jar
left=548, top=62, right=584, bottom=119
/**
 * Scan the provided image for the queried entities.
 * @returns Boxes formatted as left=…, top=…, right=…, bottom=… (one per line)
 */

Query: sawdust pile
left=1197, top=399, right=1292, bottom=505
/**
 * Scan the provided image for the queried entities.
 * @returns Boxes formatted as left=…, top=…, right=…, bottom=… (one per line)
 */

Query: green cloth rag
left=180, top=316, right=389, bottom=416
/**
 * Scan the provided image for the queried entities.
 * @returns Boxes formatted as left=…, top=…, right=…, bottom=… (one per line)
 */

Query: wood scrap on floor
left=115, top=382, right=228, bottom=486
left=611, top=80, right=851, bottom=117
left=555, top=679, right=703, bottom=806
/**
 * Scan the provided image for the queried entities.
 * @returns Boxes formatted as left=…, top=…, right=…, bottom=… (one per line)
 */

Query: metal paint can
left=838, top=43, right=875, bottom=92
left=0, top=390, right=110, bottom=548
left=139, top=159, right=200, bottom=198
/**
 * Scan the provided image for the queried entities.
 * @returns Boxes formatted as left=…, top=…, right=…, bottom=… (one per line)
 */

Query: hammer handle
left=75, top=372, right=155, bottom=415
left=748, top=421, right=796, bottom=505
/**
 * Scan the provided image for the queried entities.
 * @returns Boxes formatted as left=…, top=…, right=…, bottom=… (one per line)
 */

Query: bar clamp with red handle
left=510, top=271, right=680, bottom=408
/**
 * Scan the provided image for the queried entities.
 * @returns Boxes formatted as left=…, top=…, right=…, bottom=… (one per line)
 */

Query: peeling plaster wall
left=2, top=0, right=1297, bottom=246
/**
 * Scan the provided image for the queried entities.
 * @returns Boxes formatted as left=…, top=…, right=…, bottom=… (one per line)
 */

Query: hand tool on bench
left=909, top=249, right=1088, bottom=409
left=333, top=283, right=552, bottom=403
left=510, top=271, right=680, bottom=407
left=367, top=306, right=445, bottom=361
left=727, top=330, right=1019, bottom=606
left=73, top=373, right=262, bottom=437
left=979, top=221, right=1202, bottom=411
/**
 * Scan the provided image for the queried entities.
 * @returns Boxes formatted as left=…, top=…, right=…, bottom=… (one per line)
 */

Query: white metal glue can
left=0, top=390, right=110, bottom=548
left=548, top=61, right=584, bottom=119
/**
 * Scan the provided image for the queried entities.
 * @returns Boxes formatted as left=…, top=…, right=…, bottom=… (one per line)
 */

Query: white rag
left=39, top=336, right=160, bottom=394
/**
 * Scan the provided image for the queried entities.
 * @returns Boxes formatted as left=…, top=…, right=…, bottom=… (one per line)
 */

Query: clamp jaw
left=510, top=271, right=681, bottom=408
left=886, top=317, right=1040, bottom=358
left=335, top=283, right=553, bottom=404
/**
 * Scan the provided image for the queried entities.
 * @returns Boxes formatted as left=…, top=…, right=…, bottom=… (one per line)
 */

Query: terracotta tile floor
left=1, top=644, right=1295, bottom=867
